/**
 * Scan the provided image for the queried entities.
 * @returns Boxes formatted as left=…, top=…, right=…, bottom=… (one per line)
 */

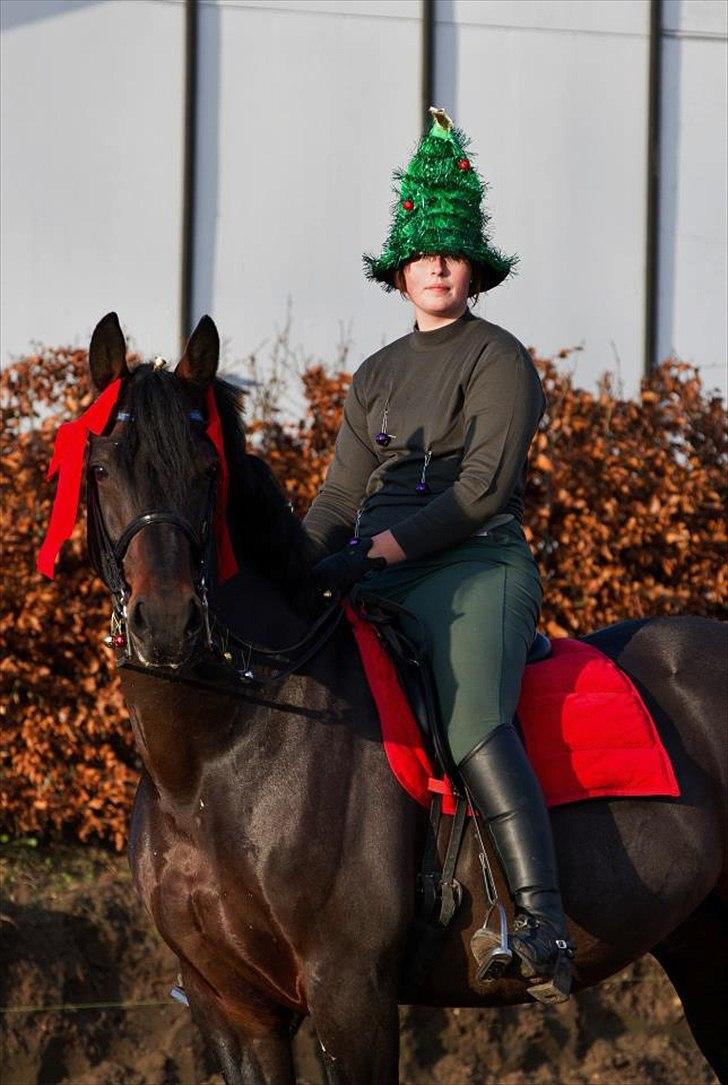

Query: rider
left=302, top=109, right=573, bottom=998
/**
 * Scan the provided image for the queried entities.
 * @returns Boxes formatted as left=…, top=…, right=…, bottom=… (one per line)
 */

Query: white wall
left=658, top=0, right=728, bottom=396
left=192, top=0, right=422, bottom=397
left=1, top=0, right=726, bottom=404
left=434, top=0, right=652, bottom=397
left=0, top=0, right=185, bottom=363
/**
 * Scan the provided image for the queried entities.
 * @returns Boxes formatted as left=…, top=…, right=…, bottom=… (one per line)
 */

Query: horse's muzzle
left=128, top=589, right=205, bottom=668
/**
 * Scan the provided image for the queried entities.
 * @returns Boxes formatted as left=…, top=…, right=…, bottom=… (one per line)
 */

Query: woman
left=303, top=109, right=573, bottom=999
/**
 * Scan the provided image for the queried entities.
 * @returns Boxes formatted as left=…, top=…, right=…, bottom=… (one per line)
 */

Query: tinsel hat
left=363, top=107, right=518, bottom=295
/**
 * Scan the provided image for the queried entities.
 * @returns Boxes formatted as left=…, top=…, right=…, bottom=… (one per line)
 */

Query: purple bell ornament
left=416, top=449, right=432, bottom=495
left=374, top=405, right=396, bottom=448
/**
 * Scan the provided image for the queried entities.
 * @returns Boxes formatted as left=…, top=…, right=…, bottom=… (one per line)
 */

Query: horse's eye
left=206, top=462, right=219, bottom=478
left=92, top=464, right=108, bottom=480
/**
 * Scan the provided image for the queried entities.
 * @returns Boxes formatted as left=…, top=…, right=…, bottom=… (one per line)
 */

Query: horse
left=77, top=311, right=727, bottom=1085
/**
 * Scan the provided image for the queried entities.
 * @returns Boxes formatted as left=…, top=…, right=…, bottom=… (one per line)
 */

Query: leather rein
left=87, top=454, right=342, bottom=693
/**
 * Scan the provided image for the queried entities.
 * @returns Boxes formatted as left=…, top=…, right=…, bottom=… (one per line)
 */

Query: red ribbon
left=205, top=387, right=238, bottom=582
left=37, top=379, right=122, bottom=578
left=37, top=381, right=238, bottom=583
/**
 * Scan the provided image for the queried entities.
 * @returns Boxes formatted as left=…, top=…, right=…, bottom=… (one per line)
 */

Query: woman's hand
left=312, top=532, right=407, bottom=598
left=368, top=530, right=407, bottom=564
left=313, top=537, right=387, bottom=597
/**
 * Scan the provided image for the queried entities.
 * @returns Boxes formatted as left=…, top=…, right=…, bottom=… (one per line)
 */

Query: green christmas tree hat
left=364, top=108, right=518, bottom=295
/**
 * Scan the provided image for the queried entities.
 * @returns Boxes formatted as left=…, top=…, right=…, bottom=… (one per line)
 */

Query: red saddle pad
left=343, top=604, right=679, bottom=814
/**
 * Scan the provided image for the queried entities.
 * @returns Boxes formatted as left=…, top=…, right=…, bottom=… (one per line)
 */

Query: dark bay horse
left=81, top=312, right=727, bottom=1084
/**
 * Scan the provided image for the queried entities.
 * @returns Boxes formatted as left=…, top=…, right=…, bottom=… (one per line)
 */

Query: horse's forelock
left=117, top=365, right=199, bottom=505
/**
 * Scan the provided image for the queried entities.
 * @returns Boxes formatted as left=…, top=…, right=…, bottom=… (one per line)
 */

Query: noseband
left=113, top=510, right=207, bottom=571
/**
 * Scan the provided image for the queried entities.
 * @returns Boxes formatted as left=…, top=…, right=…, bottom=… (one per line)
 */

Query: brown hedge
left=1, top=345, right=726, bottom=848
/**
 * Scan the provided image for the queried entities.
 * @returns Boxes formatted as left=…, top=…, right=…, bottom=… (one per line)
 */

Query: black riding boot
left=459, top=722, right=574, bottom=1003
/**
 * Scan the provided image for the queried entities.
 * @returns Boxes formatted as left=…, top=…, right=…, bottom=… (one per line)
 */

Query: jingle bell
left=375, top=431, right=392, bottom=447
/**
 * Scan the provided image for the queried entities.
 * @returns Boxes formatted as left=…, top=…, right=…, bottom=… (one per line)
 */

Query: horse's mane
left=212, top=378, right=321, bottom=603
left=117, top=366, right=320, bottom=614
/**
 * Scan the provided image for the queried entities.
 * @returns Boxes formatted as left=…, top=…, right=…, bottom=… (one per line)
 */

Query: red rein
left=37, top=382, right=238, bottom=583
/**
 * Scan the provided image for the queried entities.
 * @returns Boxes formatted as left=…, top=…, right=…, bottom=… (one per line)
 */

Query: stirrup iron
left=170, top=972, right=189, bottom=1007
left=468, top=814, right=513, bottom=984
left=470, top=900, right=513, bottom=983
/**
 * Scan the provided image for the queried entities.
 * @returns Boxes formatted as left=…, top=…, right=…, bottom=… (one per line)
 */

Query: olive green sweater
left=302, top=310, right=546, bottom=562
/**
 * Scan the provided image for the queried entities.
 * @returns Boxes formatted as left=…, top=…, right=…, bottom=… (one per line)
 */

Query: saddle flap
left=349, top=592, right=462, bottom=787
left=356, top=602, right=435, bottom=741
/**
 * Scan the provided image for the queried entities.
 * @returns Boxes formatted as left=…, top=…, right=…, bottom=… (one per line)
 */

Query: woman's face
left=401, top=254, right=472, bottom=319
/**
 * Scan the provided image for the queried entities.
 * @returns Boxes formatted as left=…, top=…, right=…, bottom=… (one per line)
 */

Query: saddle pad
left=343, top=604, right=680, bottom=814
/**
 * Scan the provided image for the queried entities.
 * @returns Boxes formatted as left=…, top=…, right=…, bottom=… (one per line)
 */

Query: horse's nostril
left=184, top=598, right=203, bottom=639
left=131, top=600, right=148, bottom=633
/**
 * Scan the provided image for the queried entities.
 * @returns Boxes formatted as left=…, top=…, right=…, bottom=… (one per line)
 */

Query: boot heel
left=526, top=953, right=572, bottom=1004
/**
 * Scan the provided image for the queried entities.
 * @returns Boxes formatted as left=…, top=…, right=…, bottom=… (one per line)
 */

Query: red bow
left=37, top=381, right=238, bottom=583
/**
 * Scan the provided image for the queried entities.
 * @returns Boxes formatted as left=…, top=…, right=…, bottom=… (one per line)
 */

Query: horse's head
left=87, top=312, right=227, bottom=668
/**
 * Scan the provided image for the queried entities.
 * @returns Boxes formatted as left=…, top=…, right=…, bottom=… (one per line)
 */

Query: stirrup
left=470, top=901, right=513, bottom=983
left=170, top=972, right=189, bottom=1007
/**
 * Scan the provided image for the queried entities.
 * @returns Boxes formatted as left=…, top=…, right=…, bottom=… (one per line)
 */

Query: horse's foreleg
left=181, top=966, right=296, bottom=1085
left=307, top=969, right=400, bottom=1085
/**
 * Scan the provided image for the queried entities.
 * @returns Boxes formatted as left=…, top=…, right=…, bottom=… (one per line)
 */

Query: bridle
left=87, top=455, right=216, bottom=651
left=86, top=432, right=343, bottom=692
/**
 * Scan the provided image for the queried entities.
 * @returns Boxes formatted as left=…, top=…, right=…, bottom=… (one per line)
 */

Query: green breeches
left=361, top=521, right=543, bottom=766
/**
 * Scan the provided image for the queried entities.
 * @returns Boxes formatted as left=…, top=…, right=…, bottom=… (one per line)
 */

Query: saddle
left=352, top=588, right=551, bottom=786
left=345, top=590, right=679, bottom=998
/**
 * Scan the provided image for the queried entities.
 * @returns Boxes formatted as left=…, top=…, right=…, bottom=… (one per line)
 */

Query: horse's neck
left=123, top=569, right=311, bottom=802
left=213, top=560, right=312, bottom=646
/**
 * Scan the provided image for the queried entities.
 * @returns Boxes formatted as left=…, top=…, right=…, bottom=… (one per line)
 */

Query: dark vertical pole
left=421, top=0, right=435, bottom=135
left=180, top=0, right=199, bottom=349
left=644, top=0, right=662, bottom=377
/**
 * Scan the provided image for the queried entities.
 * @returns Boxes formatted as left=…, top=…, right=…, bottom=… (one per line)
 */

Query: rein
left=203, top=599, right=344, bottom=689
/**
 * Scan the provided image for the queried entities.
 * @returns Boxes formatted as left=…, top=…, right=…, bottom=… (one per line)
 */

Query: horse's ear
left=89, top=312, right=129, bottom=391
left=176, top=315, right=219, bottom=386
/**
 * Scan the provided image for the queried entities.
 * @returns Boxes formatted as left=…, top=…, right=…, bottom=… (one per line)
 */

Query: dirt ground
left=0, top=844, right=718, bottom=1085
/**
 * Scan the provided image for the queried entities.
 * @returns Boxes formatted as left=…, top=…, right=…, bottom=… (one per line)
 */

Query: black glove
left=313, top=537, right=387, bottom=597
